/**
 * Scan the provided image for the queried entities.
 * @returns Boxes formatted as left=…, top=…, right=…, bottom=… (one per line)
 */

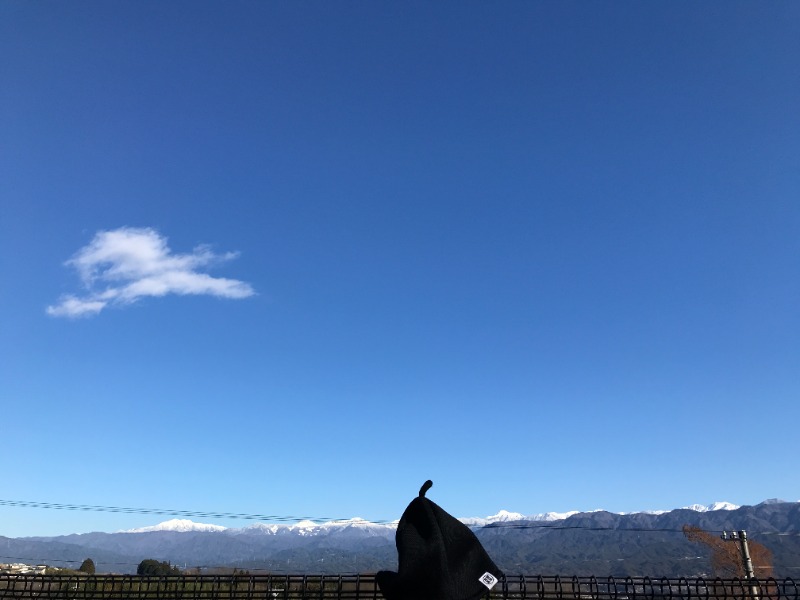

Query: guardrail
left=0, top=575, right=797, bottom=600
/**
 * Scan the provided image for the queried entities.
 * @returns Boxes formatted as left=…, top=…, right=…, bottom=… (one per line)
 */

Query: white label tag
left=479, top=572, right=498, bottom=590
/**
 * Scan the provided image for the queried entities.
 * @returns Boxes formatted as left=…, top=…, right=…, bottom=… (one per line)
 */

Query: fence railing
left=0, top=575, right=797, bottom=600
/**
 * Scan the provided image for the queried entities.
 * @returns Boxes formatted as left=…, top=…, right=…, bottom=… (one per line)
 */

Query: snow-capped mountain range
left=16, top=498, right=800, bottom=576
left=121, top=502, right=742, bottom=533
left=125, top=519, right=228, bottom=533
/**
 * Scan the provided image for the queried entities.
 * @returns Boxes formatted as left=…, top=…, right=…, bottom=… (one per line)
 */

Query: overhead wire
left=0, top=499, right=389, bottom=526
left=3, top=497, right=800, bottom=575
left=2, top=498, right=799, bottom=536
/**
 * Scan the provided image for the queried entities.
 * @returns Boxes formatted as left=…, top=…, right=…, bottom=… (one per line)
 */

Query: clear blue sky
left=1, top=1, right=798, bottom=538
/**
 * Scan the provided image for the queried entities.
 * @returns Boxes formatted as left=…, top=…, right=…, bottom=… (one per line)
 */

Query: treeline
left=136, top=560, right=181, bottom=576
left=47, top=558, right=180, bottom=577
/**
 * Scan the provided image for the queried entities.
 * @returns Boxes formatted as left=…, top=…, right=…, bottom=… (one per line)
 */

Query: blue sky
left=1, top=1, right=798, bottom=538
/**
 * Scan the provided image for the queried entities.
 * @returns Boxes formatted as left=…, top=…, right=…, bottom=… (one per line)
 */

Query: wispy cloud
left=47, top=227, right=255, bottom=318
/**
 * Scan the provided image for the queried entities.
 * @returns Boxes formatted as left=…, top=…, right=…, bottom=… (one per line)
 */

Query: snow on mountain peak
left=529, top=510, right=580, bottom=521
left=242, top=523, right=280, bottom=534
left=461, top=509, right=582, bottom=527
left=456, top=510, right=525, bottom=526
left=290, top=520, right=320, bottom=532
left=682, top=501, right=740, bottom=512
left=122, top=519, right=228, bottom=533
left=488, top=510, right=526, bottom=522
left=708, top=501, right=739, bottom=511
left=118, top=500, right=747, bottom=535
left=321, top=517, right=392, bottom=529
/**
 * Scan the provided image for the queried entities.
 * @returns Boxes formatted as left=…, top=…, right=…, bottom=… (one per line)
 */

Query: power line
left=2, top=498, right=799, bottom=536
left=0, top=499, right=383, bottom=526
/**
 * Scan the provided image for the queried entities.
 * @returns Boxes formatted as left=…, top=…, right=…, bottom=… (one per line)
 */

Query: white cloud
left=47, top=227, right=255, bottom=318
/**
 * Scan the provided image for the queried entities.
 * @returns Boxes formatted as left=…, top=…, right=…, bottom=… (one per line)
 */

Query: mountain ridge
left=117, top=501, right=752, bottom=534
left=7, top=499, right=799, bottom=578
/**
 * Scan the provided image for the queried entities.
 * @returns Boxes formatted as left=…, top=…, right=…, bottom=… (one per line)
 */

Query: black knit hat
left=377, top=480, right=504, bottom=600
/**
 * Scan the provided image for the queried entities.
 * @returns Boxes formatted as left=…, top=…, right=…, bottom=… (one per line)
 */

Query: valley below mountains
left=4, top=500, right=800, bottom=578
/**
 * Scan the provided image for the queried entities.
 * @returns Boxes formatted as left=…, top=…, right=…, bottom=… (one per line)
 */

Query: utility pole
left=722, top=530, right=759, bottom=600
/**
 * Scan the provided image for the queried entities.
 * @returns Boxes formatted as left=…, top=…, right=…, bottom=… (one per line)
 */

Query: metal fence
left=0, top=575, right=798, bottom=600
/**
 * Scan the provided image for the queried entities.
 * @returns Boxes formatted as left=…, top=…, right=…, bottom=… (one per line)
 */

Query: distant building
left=0, top=563, right=48, bottom=575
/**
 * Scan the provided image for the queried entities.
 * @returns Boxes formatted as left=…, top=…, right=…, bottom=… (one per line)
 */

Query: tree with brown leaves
left=683, top=525, right=773, bottom=578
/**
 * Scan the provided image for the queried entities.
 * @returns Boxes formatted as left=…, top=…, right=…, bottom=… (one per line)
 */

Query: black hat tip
left=419, top=480, right=433, bottom=497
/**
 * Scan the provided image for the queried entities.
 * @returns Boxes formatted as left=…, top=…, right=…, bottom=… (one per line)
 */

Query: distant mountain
left=9, top=500, right=799, bottom=578
left=124, top=502, right=744, bottom=532
left=477, top=500, right=800, bottom=578
left=680, top=502, right=740, bottom=513
left=461, top=510, right=581, bottom=526
left=124, top=519, right=228, bottom=533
